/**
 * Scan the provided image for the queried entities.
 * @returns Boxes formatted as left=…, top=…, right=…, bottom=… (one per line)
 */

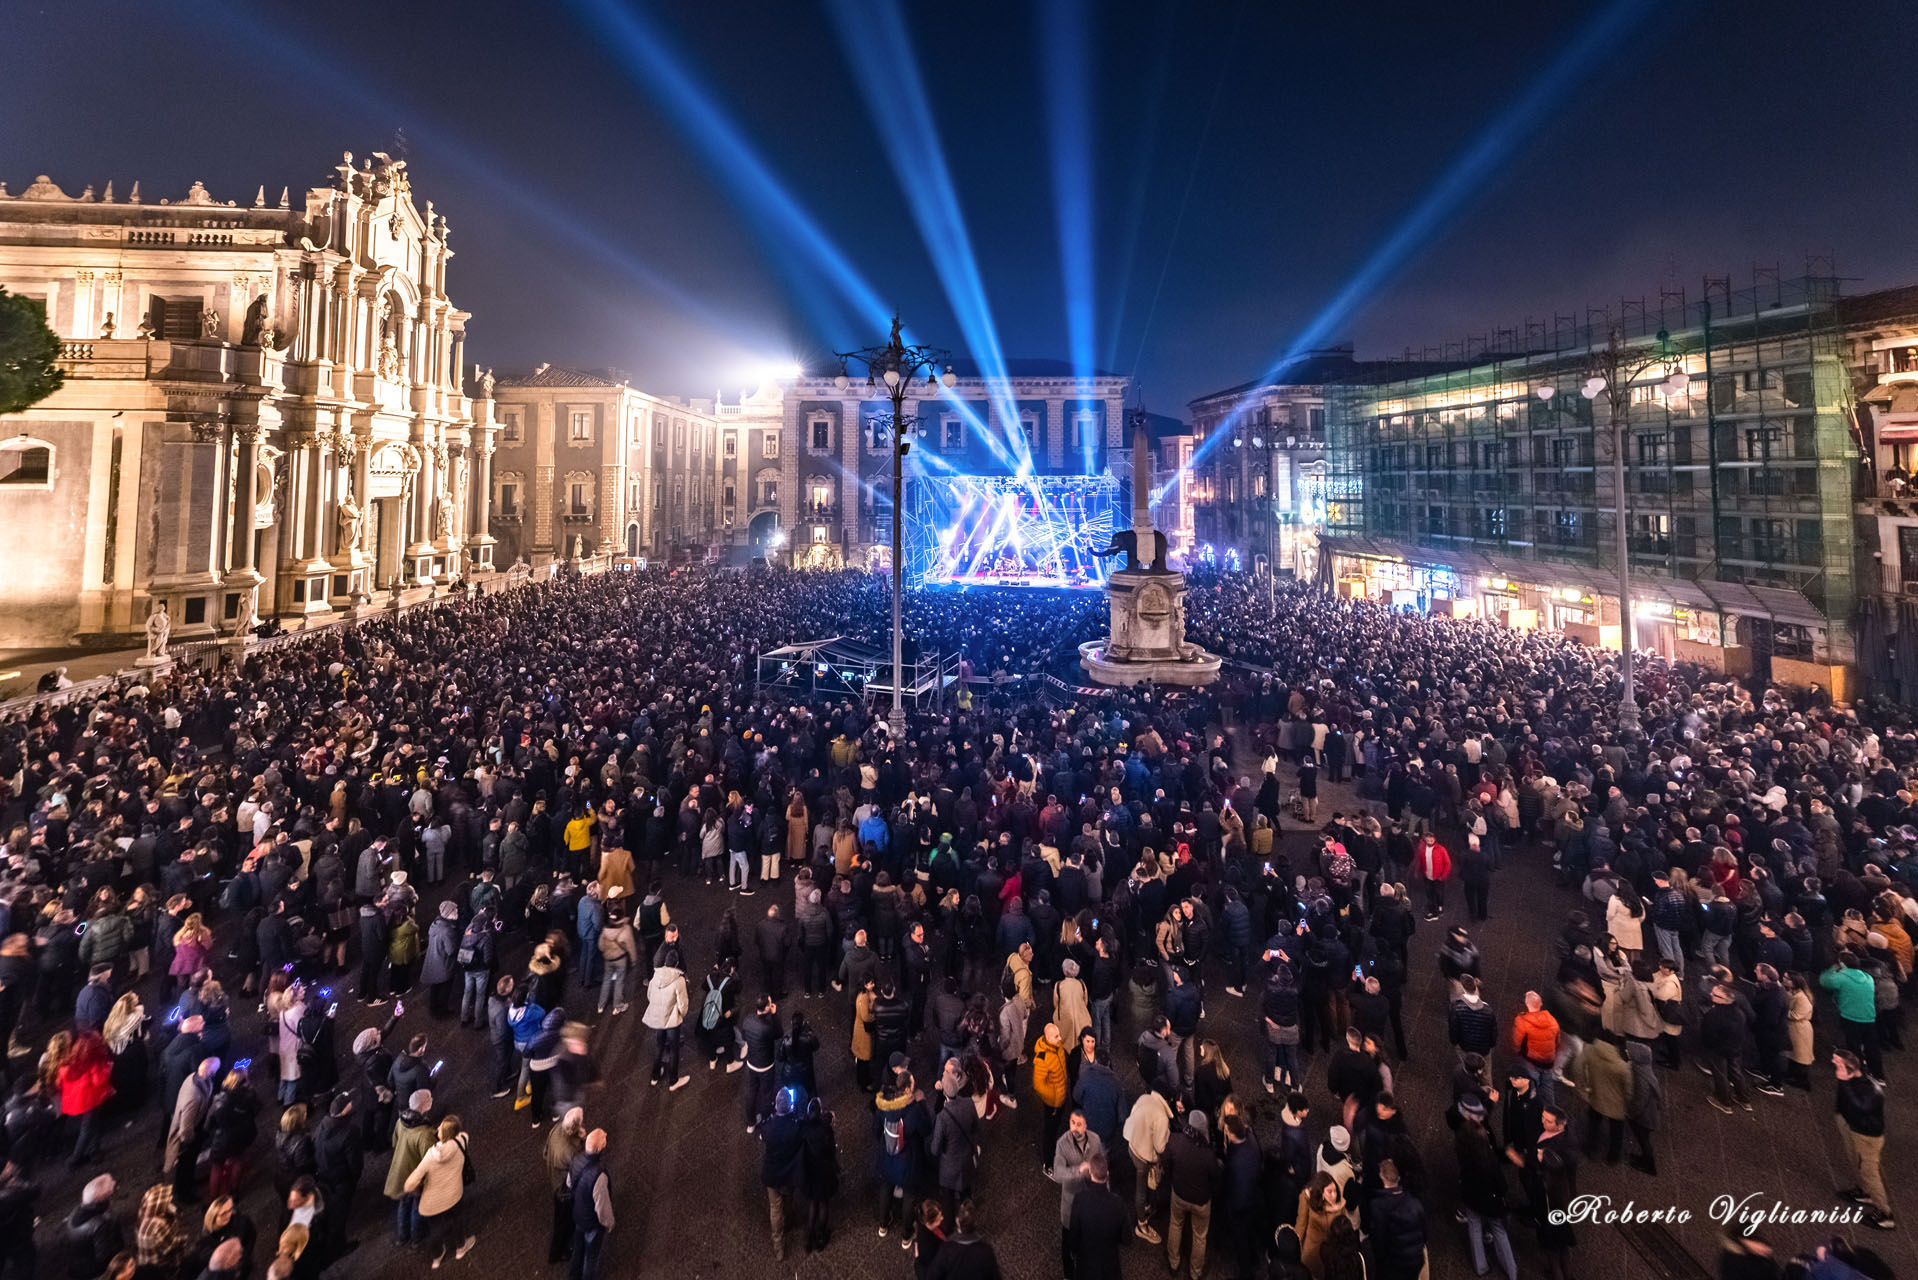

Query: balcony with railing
left=1857, top=475, right=1918, bottom=516
left=56, top=337, right=285, bottom=392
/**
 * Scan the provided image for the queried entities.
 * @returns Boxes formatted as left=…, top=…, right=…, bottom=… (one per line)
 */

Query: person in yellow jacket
left=564, top=810, right=596, bottom=875
left=1032, top=1022, right=1069, bottom=1178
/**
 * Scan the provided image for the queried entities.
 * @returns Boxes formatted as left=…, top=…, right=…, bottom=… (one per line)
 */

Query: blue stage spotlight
left=824, top=0, right=1029, bottom=470
left=1164, top=0, right=1657, bottom=500
left=1041, top=0, right=1099, bottom=474
left=567, top=0, right=894, bottom=334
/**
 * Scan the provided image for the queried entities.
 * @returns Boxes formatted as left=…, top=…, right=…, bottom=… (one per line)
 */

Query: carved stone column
left=231, top=425, right=261, bottom=578
left=302, top=434, right=330, bottom=566
left=472, top=438, right=496, bottom=567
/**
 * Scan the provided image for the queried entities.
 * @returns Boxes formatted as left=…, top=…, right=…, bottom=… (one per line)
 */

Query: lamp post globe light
left=1541, top=326, right=1689, bottom=734
left=833, top=316, right=955, bottom=741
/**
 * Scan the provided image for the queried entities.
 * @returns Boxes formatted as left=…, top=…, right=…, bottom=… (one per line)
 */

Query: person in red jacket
left=1415, top=833, right=1452, bottom=921
left=58, top=1031, right=115, bottom=1163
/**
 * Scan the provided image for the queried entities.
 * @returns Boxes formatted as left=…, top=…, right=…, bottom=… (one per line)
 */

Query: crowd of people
left=0, top=564, right=1909, bottom=1280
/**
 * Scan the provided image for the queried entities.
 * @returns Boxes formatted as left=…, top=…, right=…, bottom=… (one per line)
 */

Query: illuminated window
left=812, top=525, right=829, bottom=544
left=569, top=412, right=592, bottom=442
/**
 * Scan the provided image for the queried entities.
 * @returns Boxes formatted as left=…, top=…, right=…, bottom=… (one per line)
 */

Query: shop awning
left=1321, top=536, right=1830, bottom=628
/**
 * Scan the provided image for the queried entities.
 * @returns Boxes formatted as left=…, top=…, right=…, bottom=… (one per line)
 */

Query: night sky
left=3, top=0, right=1912, bottom=411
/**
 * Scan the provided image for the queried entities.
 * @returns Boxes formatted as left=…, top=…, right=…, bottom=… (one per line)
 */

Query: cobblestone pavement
left=33, top=767, right=1915, bottom=1280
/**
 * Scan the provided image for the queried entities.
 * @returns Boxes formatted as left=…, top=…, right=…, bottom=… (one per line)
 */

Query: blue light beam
left=824, top=0, right=1030, bottom=472
left=566, top=0, right=894, bottom=335
left=1166, top=0, right=1660, bottom=497
left=1041, top=0, right=1099, bottom=474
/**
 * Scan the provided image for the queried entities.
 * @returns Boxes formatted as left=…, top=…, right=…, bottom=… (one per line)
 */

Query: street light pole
left=888, top=373, right=908, bottom=741
left=1547, top=325, right=1686, bottom=734
left=833, top=317, right=954, bottom=743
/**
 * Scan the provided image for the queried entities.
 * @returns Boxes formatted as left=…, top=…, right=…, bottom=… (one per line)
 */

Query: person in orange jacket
left=1511, top=990, right=1562, bottom=1098
left=1415, top=832, right=1452, bottom=921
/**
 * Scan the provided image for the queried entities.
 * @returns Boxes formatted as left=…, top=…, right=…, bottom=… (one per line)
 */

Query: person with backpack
left=595, top=906, right=638, bottom=1016
left=874, top=1063, right=931, bottom=1244
left=698, top=958, right=742, bottom=1071
left=457, top=908, right=498, bottom=1028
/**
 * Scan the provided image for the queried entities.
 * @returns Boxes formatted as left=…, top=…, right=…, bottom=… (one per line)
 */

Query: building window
left=723, top=433, right=737, bottom=459
left=723, top=483, right=735, bottom=509
left=1635, top=433, right=1666, bottom=465
left=162, top=297, right=203, bottom=341
left=1021, top=415, right=1040, bottom=457
left=809, top=419, right=831, bottom=452
left=941, top=418, right=963, bottom=450
left=807, top=479, right=832, bottom=513
left=569, top=481, right=591, bottom=515
left=762, top=479, right=778, bottom=506
left=1073, top=412, right=1097, bottom=451
left=654, top=414, right=668, bottom=453
left=0, top=443, right=53, bottom=487
left=674, top=419, right=687, bottom=449
left=763, top=430, right=780, bottom=459
left=629, top=481, right=642, bottom=510
left=811, top=525, right=829, bottom=544
left=501, top=412, right=523, bottom=444
left=569, top=412, right=592, bottom=442
left=498, top=481, right=520, bottom=516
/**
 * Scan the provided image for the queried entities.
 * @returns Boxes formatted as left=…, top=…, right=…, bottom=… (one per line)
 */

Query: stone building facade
left=0, top=153, right=496, bottom=647
left=769, top=360, right=1132, bottom=570
left=488, top=367, right=720, bottom=564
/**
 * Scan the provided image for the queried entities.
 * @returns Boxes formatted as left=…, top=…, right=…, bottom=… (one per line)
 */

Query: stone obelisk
left=1079, top=413, right=1219, bottom=686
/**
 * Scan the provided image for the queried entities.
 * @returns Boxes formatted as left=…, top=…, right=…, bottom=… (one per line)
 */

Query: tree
left=0, top=287, right=63, bottom=415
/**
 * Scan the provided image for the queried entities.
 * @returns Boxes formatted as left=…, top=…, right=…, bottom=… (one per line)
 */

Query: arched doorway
left=626, top=523, right=639, bottom=557
left=748, top=511, right=782, bottom=557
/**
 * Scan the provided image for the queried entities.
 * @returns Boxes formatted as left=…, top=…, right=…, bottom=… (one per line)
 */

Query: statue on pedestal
left=232, top=590, right=257, bottom=639
left=337, top=496, right=364, bottom=555
left=1080, top=409, right=1219, bottom=688
left=142, top=602, right=170, bottom=660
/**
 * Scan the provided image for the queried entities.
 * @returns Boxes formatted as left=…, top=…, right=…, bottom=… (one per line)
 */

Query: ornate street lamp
left=1538, top=326, right=1687, bottom=732
left=833, top=317, right=955, bottom=740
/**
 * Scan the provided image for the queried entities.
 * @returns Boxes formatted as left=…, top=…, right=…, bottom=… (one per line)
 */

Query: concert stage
left=903, top=473, right=1118, bottom=589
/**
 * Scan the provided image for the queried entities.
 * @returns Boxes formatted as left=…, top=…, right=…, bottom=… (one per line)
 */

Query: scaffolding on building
left=1324, top=265, right=1860, bottom=668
